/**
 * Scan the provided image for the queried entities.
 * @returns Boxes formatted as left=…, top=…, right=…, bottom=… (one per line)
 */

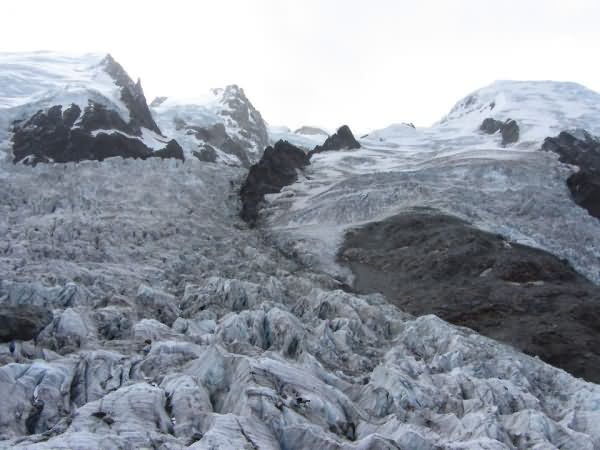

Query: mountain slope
left=438, top=80, right=600, bottom=144
left=0, top=51, right=181, bottom=163
left=151, top=85, right=269, bottom=167
left=261, top=80, right=600, bottom=383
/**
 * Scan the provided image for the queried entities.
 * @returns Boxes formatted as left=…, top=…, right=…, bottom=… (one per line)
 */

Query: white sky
left=2, top=0, right=599, bottom=133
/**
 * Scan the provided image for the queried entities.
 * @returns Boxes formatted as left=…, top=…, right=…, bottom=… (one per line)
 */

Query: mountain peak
left=0, top=51, right=182, bottom=163
left=99, top=53, right=161, bottom=135
left=150, top=84, right=269, bottom=166
left=438, top=80, right=600, bottom=144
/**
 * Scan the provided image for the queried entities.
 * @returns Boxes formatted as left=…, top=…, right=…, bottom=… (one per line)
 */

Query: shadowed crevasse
left=338, top=208, right=600, bottom=383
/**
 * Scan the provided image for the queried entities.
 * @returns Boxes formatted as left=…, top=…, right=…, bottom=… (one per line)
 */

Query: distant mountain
left=264, top=80, right=600, bottom=386
left=151, top=85, right=269, bottom=167
left=0, top=52, right=183, bottom=164
left=438, top=80, right=600, bottom=144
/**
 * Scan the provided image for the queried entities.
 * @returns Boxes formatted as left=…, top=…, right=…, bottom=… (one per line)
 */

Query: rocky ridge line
left=542, top=129, right=600, bottom=219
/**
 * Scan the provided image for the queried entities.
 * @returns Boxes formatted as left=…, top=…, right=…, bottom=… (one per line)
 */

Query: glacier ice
left=1, top=55, right=600, bottom=448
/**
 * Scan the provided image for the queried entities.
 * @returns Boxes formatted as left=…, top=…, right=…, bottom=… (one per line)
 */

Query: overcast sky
left=3, top=0, right=599, bottom=132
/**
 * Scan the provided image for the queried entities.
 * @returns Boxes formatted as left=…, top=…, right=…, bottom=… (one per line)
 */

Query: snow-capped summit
left=0, top=52, right=122, bottom=110
left=437, top=80, right=600, bottom=144
left=151, top=84, right=269, bottom=167
left=0, top=51, right=181, bottom=163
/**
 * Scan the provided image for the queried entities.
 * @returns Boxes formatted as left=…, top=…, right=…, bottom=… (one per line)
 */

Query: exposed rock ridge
left=151, top=85, right=270, bottom=167
left=11, top=103, right=183, bottom=164
left=338, top=208, right=600, bottom=383
left=240, top=140, right=310, bottom=225
left=542, top=129, right=600, bottom=219
left=216, top=84, right=269, bottom=155
left=189, top=122, right=252, bottom=167
left=100, top=54, right=162, bottom=135
left=308, top=125, right=361, bottom=158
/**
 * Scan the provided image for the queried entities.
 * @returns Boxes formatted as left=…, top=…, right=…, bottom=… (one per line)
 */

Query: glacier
left=0, top=53, right=600, bottom=449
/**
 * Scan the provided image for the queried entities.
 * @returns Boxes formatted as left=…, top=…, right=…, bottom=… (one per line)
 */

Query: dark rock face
left=100, top=54, right=162, bottom=135
left=338, top=208, right=600, bottom=382
left=308, top=125, right=361, bottom=158
left=240, top=140, right=310, bottom=225
left=62, top=103, right=81, bottom=128
left=480, top=118, right=520, bottom=145
left=542, top=130, right=600, bottom=218
left=153, top=139, right=185, bottom=160
left=193, top=144, right=218, bottom=163
left=168, top=85, right=269, bottom=168
left=501, top=119, right=519, bottom=145
left=11, top=103, right=184, bottom=164
left=218, top=85, right=269, bottom=153
left=567, top=171, right=600, bottom=217
left=0, top=304, right=53, bottom=342
left=78, top=101, right=134, bottom=135
left=190, top=123, right=251, bottom=167
left=480, top=118, right=504, bottom=134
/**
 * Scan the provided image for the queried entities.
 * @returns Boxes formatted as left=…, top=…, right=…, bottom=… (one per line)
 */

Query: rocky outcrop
left=0, top=305, right=53, bottom=343
left=501, top=118, right=520, bottom=144
left=240, top=140, right=309, bottom=225
left=567, top=170, right=600, bottom=217
left=338, top=208, right=600, bottom=382
left=190, top=122, right=251, bottom=167
left=309, top=125, right=361, bottom=158
left=6, top=54, right=184, bottom=164
left=542, top=129, right=600, bottom=218
left=100, top=54, right=162, bottom=135
left=152, top=85, right=269, bottom=167
left=11, top=103, right=184, bottom=164
left=192, top=144, right=218, bottom=163
left=480, top=117, right=520, bottom=145
left=217, top=84, right=269, bottom=153
left=152, top=139, right=184, bottom=160
left=480, top=117, right=504, bottom=134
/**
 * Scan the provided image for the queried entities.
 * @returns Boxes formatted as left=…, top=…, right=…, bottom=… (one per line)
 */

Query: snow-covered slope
left=438, top=80, right=600, bottom=144
left=264, top=81, right=600, bottom=285
left=0, top=52, right=127, bottom=114
left=151, top=85, right=269, bottom=166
